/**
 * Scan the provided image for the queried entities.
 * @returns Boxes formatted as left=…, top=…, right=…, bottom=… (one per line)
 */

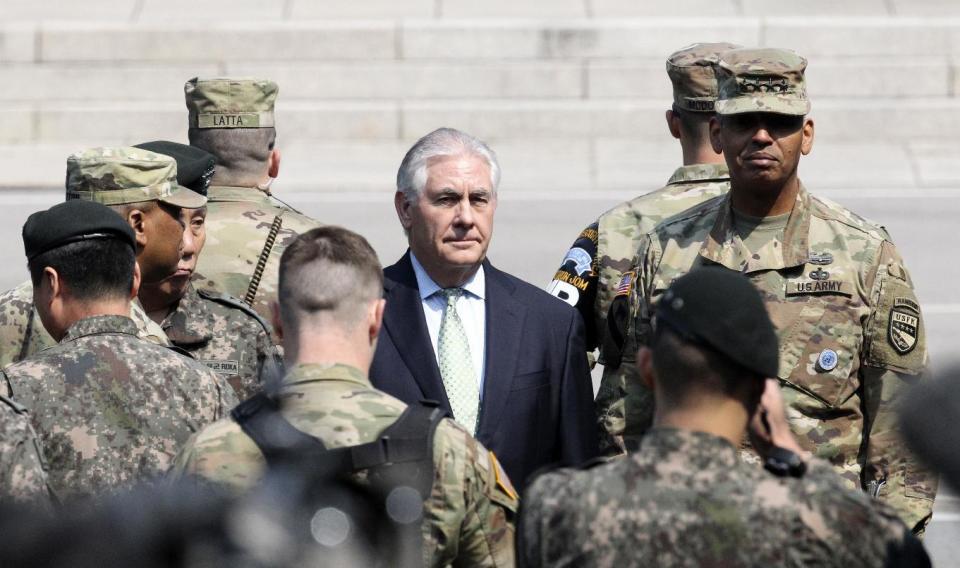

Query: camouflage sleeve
left=594, top=235, right=658, bottom=455
left=547, top=222, right=601, bottom=351
left=861, top=241, right=936, bottom=533
left=424, top=420, right=516, bottom=567
left=517, top=468, right=582, bottom=567
left=0, top=396, right=51, bottom=506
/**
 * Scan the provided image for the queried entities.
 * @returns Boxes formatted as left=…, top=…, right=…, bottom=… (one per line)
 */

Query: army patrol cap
left=184, top=77, right=278, bottom=129
left=667, top=42, right=742, bottom=112
left=65, top=147, right=207, bottom=208
left=134, top=141, right=216, bottom=196
left=715, top=47, right=811, bottom=116
left=655, top=267, right=779, bottom=378
left=23, top=200, right=136, bottom=261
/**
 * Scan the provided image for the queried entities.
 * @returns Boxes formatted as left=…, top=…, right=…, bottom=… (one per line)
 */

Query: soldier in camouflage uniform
left=604, top=48, right=937, bottom=532
left=0, top=394, right=50, bottom=505
left=185, top=77, right=321, bottom=323
left=521, top=269, right=927, bottom=567
left=2, top=174, right=238, bottom=501
left=135, top=142, right=282, bottom=400
left=0, top=143, right=217, bottom=370
left=547, top=43, right=739, bottom=455
left=171, top=227, right=516, bottom=567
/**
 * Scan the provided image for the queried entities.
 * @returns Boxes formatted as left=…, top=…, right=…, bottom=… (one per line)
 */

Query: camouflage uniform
left=184, top=78, right=321, bottom=321
left=0, top=394, right=50, bottom=504
left=548, top=43, right=737, bottom=455
left=171, top=363, right=517, bottom=568
left=159, top=280, right=281, bottom=400
left=1, top=315, right=238, bottom=500
left=0, top=280, right=169, bottom=370
left=520, top=427, right=918, bottom=567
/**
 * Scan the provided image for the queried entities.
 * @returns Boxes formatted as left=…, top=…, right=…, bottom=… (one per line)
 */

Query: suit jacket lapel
left=477, top=260, right=526, bottom=439
left=382, top=252, right=451, bottom=410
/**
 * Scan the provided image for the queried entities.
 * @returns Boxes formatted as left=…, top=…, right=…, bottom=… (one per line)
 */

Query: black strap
left=231, top=393, right=328, bottom=468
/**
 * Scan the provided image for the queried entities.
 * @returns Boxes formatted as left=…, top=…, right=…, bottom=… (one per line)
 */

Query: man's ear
left=394, top=191, right=413, bottom=231
left=709, top=115, right=723, bottom=155
left=638, top=346, right=655, bottom=391
left=268, top=148, right=281, bottom=179
left=370, top=298, right=386, bottom=343
left=270, top=300, right=283, bottom=342
left=800, top=117, right=815, bottom=156
left=130, top=261, right=141, bottom=300
left=665, top=109, right=682, bottom=140
left=126, top=208, right=148, bottom=249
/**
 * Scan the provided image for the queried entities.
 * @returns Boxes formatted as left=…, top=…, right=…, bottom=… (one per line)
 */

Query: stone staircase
left=2, top=1, right=959, bottom=193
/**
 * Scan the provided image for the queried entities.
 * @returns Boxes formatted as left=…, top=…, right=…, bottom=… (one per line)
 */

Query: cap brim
left=716, top=95, right=810, bottom=116
left=159, top=185, right=207, bottom=209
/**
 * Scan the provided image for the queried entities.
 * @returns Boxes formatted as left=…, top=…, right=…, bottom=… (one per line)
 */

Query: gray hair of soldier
left=396, top=127, right=501, bottom=204
left=278, top=226, right=383, bottom=331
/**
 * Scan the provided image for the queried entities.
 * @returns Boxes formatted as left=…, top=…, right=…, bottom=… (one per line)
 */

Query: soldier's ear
left=270, top=301, right=283, bottom=342
left=800, top=117, right=815, bottom=156
left=369, top=299, right=386, bottom=343
left=42, top=266, right=61, bottom=300
left=125, top=209, right=148, bottom=249
left=638, top=346, right=655, bottom=391
left=665, top=109, right=682, bottom=140
left=709, top=116, right=723, bottom=155
left=130, top=262, right=141, bottom=300
left=268, top=148, right=281, bottom=179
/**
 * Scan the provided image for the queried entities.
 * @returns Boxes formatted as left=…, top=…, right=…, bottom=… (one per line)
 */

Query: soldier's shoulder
left=809, top=193, right=890, bottom=243
left=196, top=288, right=274, bottom=335
left=0, top=281, right=33, bottom=304
left=190, top=416, right=250, bottom=452
left=0, top=393, right=27, bottom=415
left=650, top=193, right=726, bottom=236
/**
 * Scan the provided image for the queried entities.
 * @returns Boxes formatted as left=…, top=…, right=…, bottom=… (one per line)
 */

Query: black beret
left=134, top=140, right=215, bottom=196
left=23, top=200, right=136, bottom=261
left=655, top=267, right=779, bottom=378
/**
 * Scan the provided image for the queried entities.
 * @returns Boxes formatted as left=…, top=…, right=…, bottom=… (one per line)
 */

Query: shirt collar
left=410, top=251, right=486, bottom=301
left=62, top=315, right=139, bottom=343
left=206, top=185, right=272, bottom=204
left=667, top=163, right=729, bottom=186
left=281, top=363, right=371, bottom=388
left=636, top=427, right=740, bottom=469
left=160, top=283, right=213, bottom=347
left=698, top=182, right=812, bottom=273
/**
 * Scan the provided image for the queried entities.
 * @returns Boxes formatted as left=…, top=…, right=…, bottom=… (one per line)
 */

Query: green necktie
left=437, top=288, right=480, bottom=434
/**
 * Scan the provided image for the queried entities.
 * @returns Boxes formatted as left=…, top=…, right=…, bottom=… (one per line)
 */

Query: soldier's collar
left=62, top=314, right=139, bottom=343
left=639, top=427, right=740, bottom=467
left=281, top=363, right=370, bottom=387
left=206, top=185, right=273, bottom=205
left=699, top=183, right=811, bottom=273
left=667, top=163, right=730, bottom=186
left=160, top=284, right=213, bottom=347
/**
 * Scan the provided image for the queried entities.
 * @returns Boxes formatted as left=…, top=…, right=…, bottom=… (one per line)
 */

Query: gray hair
left=396, top=127, right=501, bottom=204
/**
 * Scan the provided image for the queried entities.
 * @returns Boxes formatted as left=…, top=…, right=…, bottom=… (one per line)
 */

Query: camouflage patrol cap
left=656, top=267, right=779, bottom=378
left=65, top=147, right=207, bottom=208
left=667, top=42, right=742, bottom=113
left=715, top=48, right=810, bottom=116
left=184, top=77, right=278, bottom=129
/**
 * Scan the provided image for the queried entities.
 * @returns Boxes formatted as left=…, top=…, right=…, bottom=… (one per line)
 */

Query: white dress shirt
left=410, top=252, right=487, bottom=397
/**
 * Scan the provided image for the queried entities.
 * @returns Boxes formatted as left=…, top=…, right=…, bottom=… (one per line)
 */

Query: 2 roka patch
left=889, top=297, right=920, bottom=355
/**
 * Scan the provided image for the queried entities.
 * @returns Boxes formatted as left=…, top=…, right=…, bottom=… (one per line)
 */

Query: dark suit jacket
left=370, top=252, right=598, bottom=488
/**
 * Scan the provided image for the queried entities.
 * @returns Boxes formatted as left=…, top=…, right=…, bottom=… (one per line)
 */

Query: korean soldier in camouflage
left=605, top=48, right=936, bottom=532
left=547, top=43, right=738, bottom=455
left=521, top=269, right=927, bottom=567
left=185, top=77, right=321, bottom=323
left=135, top=141, right=282, bottom=400
left=171, top=227, right=516, bottom=567
left=0, top=143, right=217, bottom=370
left=0, top=394, right=50, bottom=505
left=2, top=174, right=238, bottom=500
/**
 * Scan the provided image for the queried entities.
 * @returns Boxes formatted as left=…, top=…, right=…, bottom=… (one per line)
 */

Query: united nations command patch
left=888, top=297, right=920, bottom=355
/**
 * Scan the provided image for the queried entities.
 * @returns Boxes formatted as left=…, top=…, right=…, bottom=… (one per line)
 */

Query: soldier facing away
left=2, top=165, right=237, bottom=500
left=184, top=77, right=321, bottom=323
left=547, top=42, right=739, bottom=455
left=171, top=226, right=517, bottom=567
left=135, top=141, right=282, bottom=400
left=521, top=268, right=929, bottom=567
left=603, top=48, right=937, bottom=532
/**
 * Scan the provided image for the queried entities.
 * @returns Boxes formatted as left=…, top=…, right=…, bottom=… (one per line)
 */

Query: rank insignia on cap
left=889, top=297, right=920, bottom=355
left=816, top=349, right=839, bottom=372
left=615, top=271, right=635, bottom=298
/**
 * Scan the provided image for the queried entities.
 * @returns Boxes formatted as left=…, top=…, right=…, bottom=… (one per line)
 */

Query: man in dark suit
left=370, top=127, right=598, bottom=488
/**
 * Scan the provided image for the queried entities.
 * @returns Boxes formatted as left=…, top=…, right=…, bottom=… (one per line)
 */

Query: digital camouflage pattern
left=667, top=42, right=741, bottom=112
left=171, top=363, right=517, bottom=568
left=184, top=77, right=278, bottom=129
left=159, top=281, right=281, bottom=400
left=520, top=427, right=917, bottom=567
left=0, top=280, right=169, bottom=370
left=611, top=186, right=936, bottom=531
left=715, top=48, right=811, bottom=117
left=195, top=186, right=321, bottom=322
left=0, top=394, right=50, bottom=505
left=0, top=315, right=238, bottom=500
left=65, top=146, right=205, bottom=209
left=551, top=164, right=729, bottom=455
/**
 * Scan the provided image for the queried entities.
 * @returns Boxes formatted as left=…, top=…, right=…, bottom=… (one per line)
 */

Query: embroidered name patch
left=786, top=279, right=852, bottom=296
left=203, top=359, right=240, bottom=374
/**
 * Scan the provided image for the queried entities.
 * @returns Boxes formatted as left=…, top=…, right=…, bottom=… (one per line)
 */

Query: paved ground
left=1, top=186, right=957, bottom=561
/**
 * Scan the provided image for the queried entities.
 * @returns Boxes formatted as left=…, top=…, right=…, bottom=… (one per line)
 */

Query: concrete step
left=4, top=141, right=956, bottom=193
